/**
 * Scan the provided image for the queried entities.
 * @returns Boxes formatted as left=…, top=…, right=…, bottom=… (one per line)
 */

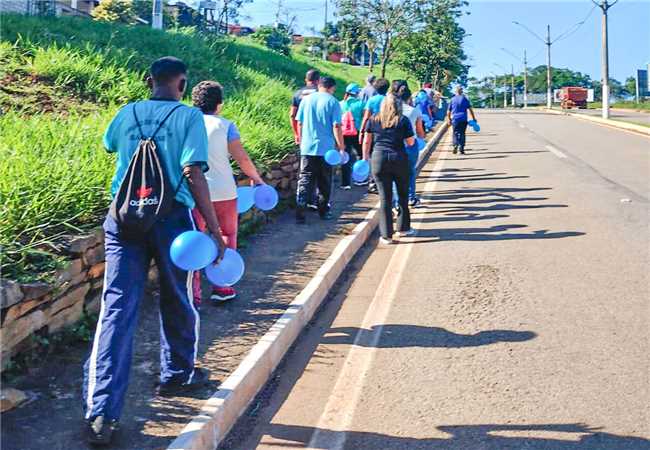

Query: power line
left=553, top=4, right=598, bottom=43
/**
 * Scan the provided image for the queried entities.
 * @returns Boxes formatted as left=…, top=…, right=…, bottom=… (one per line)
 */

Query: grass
left=0, top=14, right=414, bottom=281
left=588, top=101, right=650, bottom=111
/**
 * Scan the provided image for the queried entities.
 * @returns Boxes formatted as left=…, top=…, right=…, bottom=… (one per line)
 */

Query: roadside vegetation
left=0, top=14, right=410, bottom=282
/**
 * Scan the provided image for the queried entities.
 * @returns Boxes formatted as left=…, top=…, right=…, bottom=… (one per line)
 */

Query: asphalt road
left=571, top=108, right=650, bottom=125
left=224, top=110, right=650, bottom=449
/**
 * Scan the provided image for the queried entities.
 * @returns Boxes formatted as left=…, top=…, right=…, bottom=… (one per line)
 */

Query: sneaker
left=157, top=368, right=210, bottom=397
left=460, top=147, right=465, bottom=155
left=340, top=185, right=352, bottom=190
left=452, top=145, right=458, bottom=154
left=396, top=229, right=416, bottom=237
left=409, top=197, right=420, bottom=208
left=392, top=206, right=400, bottom=218
left=211, top=286, right=236, bottom=302
left=85, top=416, right=118, bottom=446
left=379, top=237, right=395, bottom=245
left=307, top=203, right=319, bottom=211
left=354, top=180, right=369, bottom=186
left=320, top=211, right=334, bottom=220
left=368, top=185, right=378, bottom=194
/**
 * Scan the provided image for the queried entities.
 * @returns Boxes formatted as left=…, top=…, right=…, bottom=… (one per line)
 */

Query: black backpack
left=109, top=102, right=183, bottom=238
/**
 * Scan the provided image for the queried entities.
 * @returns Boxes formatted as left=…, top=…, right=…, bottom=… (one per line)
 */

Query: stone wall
left=0, top=151, right=301, bottom=370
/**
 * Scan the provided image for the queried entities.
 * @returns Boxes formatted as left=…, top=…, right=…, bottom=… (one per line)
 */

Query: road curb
left=166, top=123, right=449, bottom=450
left=543, top=108, right=650, bottom=138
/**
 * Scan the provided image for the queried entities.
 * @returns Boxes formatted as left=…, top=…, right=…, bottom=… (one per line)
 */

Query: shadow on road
left=264, top=422, right=650, bottom=449
left=321, top=325, right=536, bottom=348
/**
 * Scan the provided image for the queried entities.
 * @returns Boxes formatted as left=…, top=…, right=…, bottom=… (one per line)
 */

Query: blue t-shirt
left=364, top=94, right=385, bottom=115
left=103, top=100, right=209, bottom=209
left=449, top=94, right=471, bottom=122
left=415, top=91, right=433, bottom=118
left=296, top=92, right=342, bottom=156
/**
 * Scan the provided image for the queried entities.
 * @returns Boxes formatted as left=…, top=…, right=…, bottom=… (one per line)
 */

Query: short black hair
left=306, top=69, right=320, bottom=83
left=319, top=76, right=336, bottom=89
left=375, top=78, right=389, bottom=95
left=150, top=56, right=187, bottom=84
left=391, top=79, right=411, bottom=101
left=192, top=80, right=224, bottom=113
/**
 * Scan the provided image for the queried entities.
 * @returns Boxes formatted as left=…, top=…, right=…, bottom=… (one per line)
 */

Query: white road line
left=545, top=144, right=568, bottom=159
left=519, top=123, right=527, bottom=129
left=306, top=134, right=451, bottom=450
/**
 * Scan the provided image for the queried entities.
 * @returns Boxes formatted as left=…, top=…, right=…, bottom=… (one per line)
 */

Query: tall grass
left=0, top=14, right=413, bottom=280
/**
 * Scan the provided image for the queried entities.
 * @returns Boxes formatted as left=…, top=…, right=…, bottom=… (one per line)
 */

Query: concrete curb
left=543, top=108, right=650, bottom=138
left=167, top=123, right=449, bottom=450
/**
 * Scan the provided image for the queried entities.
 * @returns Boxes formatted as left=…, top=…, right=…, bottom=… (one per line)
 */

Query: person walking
left=82, top=57, right=226, bottom=446
left=360, top=74, right=377, bottom=103
left=295, top=76, right=344, bottom=223
left=190, top=80, right=265, bottom=303
left=290, top=69, right=320, bottom=145
left=393, top=80, right=426, bottom=207
left=359, top=78, right=389, bottom=193
left=362, top=93, right=415, bottom=244
left=448, top=86, right=477, bottom=155
left=339, top=83, right=365, bottom=189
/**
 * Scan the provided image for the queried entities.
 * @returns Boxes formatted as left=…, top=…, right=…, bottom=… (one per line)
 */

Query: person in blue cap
left=339, top=83, right=365, bottom=189
left=448, top=85, right=477, bottom=155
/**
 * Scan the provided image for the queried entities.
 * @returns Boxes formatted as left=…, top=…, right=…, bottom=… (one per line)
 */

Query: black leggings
left=371, top=152, right=410, bottom=238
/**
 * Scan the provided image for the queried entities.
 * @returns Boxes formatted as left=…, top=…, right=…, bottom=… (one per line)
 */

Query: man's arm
left=333, top=124, right=344, bottom=152
left=469, top=107, right=477, bottom=122
left=359, top=109, right=372, bottom=144
left=184, top=165, right=226, bottom=262
left=289, top=105, right=300, bottom=144
left=362, top=131, right=372, bottom=160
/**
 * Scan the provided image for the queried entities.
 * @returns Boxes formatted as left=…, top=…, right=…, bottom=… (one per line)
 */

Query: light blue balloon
left=416, top=137, right=426, bottom=151
left=205, top=248, right=245, bottom=286
left=324, top=150, right=342, bottom=166
left=170, top=231, right=217, bottom=271
left=254, top=184, right=278, bottom=211
left=341, top=151, right=350, bottom=165
left=237, top=186, right=255, bottom=214
left=469, top=120, right=481, bottom=132
left=352, top=160, right=369, bottom=179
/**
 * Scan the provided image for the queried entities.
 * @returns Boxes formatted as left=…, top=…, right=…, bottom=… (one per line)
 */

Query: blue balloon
left=416, top=137, right=426, bottom=151
left=352, top=160, right=369, bottom=179
left=324, top=150, right=342, bottom=165
left=469, top=120, right=481, bottom=132
left=237, top=186, right=255, bottom=214
left=254, top=184, right=278, bottom=211
left=170, top=231, right=217, bottom=271
left=340, top=151, right=350, bottom=165
left=205, top=248, right=245, bottom=286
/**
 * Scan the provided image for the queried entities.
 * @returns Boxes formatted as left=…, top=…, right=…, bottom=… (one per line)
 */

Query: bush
left=251, top=25, right=291, bottom=56
left=91, top=0, right=137, bottom=24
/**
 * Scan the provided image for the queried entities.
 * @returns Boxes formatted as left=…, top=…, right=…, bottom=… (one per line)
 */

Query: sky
left=238, top=0, right=650, bottom=83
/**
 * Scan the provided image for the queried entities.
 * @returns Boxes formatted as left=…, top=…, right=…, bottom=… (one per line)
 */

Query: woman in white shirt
left=191, top=81, right=265, bottom=303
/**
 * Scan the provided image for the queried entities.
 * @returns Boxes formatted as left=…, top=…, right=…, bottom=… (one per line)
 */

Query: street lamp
left=501, top=47, right=528, bottom=108
left=513, top=21, right=553, bottom=109
left=591, top=0, right=619, bottom=119
left=489, top=71, right=499, bottom=109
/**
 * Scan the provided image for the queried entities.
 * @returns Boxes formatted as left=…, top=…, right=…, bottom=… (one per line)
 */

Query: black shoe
left=157, top=368, right=211, bottom=397
left=452, top=145, right=458, bottom=154
left=460, top=148, right=465, bottom=155
left=320, top=211, right=334, bottom=220
left=409, top=197, right=420, bottom=207
left=86, top=416, right=118, bottom=446
left=368, top=186, right=378, bottom=194
left=296, top=207, right=306, bottom=224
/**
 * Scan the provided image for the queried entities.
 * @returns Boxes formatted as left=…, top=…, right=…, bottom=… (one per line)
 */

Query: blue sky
left=239, top=0, right=650, bottom=83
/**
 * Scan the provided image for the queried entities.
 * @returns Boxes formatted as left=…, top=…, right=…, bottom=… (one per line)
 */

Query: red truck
left=559, top=86, right=588, bottom=109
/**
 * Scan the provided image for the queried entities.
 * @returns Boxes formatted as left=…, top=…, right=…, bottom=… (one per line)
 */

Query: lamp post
left=513, top=21, right=553, bottom=109
left=494, top=63, right=511, bottom=108
left=501, top=47, right=529, bottom=108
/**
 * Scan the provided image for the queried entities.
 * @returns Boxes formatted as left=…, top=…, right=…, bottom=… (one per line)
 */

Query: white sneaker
left=379, top=237, right=395, bottom=245
left=396, top=229, right=416, bottom=237
left=340, top=185, right=352, bottom=190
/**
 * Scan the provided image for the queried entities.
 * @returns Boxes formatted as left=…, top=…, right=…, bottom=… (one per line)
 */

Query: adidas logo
left=130, top=196, right=159, bottom=207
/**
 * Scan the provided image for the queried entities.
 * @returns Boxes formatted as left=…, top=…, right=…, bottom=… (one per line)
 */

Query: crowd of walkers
left=81, top=56, right=475, bottom=446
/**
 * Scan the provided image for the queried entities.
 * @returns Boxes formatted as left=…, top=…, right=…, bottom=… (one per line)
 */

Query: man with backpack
left=82, top=56, right=226, bottom=446
left=339, top=83, right=364, bottom=189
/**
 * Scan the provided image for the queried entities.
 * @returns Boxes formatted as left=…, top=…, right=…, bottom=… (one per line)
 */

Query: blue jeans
left=83, top=204, right=200, bottom=421
left=452, top=120, right=468, bottom=149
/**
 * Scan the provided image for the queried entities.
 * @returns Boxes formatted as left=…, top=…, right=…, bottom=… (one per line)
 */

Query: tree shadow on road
left=263, top=422, right=650, bottom=449
left=321, top=325, right=536, bottom=348
left=408, top=224, right=584, bottom=243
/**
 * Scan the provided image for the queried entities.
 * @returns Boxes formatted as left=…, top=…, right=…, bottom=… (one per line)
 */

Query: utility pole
left=511, top=64, right=516, bottom=106
left=546, top=25, right=552, bottom=109
left=523, top=49, right=528, bottom=108
left=152, top=0, right=163, bottom=29
left=322, top=0, right=328, bottom=61
left=593, top=0, right=618, bottom=119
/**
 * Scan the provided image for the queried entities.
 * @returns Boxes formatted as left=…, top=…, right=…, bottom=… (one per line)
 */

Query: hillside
left=0, top=14, right=412, bottom=281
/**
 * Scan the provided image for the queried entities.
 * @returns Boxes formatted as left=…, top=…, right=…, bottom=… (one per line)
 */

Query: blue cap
left=345, top=83, right=361, bottom=95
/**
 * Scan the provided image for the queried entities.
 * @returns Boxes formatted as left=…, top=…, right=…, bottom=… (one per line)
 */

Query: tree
left=251, top=25, right=291, bottom=55
left=92, top=0, right=136, bottom=23
left=337, top=0, right=420, bottom=77
left=392, top=0, right=468, bottom=90
left=624, top=76, right=636, bottom=98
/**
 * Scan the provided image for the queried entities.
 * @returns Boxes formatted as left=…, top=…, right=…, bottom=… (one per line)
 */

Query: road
left=571, top=107, right=650, bottom=126
left=223, top=110, right=650, bottom=449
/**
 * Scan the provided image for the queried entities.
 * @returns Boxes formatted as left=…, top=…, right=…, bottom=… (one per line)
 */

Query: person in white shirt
left=191, top=80, right=265, bottom=303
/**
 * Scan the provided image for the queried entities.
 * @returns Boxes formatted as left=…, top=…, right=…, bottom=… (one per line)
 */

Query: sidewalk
left=1, top=128, right=441, bottom=450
